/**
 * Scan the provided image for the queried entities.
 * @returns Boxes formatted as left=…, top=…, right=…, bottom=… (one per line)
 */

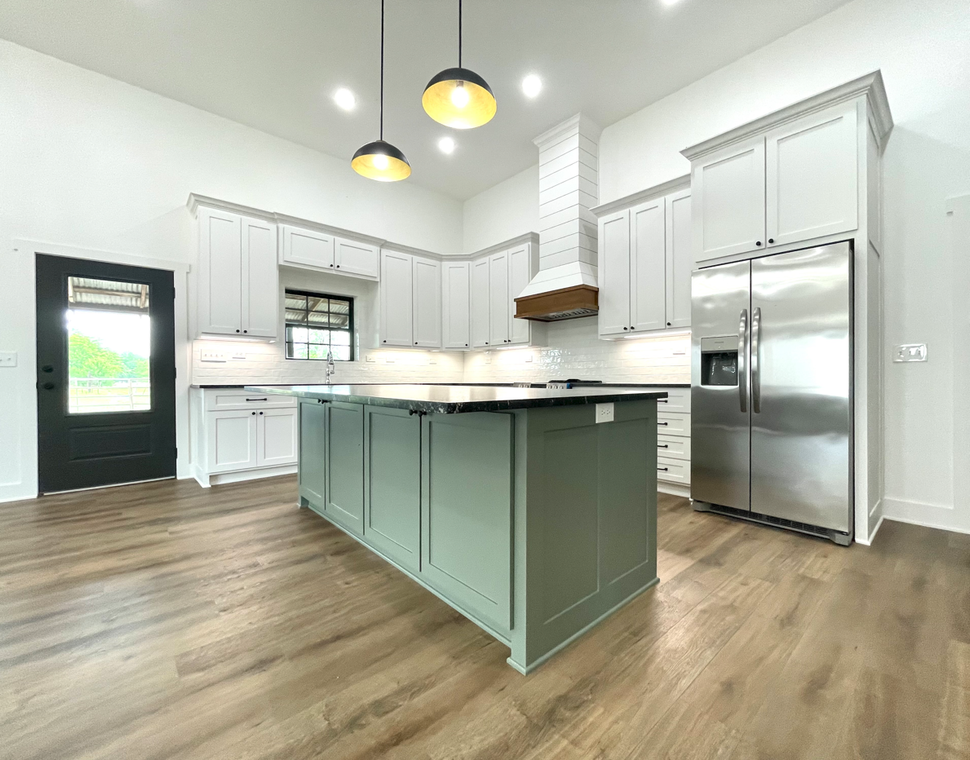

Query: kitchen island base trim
left=288, top=388, right=662, bottom=673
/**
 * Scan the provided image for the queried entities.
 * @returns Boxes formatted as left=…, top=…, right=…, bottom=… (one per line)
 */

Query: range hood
left=515, top=114, right=601, bottom=322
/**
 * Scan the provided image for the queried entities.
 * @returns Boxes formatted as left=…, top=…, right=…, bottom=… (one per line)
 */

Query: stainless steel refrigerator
left=691, top=242, right=853, bottom=545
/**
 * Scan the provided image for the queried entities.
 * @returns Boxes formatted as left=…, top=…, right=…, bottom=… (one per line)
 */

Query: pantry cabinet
left=596, top=186, right=692, bottom=339
left=379, top=250, right=441, bottom=349
left=196, top=206, right=279, bottom=340
left=691, top=101, right=858, bottom=265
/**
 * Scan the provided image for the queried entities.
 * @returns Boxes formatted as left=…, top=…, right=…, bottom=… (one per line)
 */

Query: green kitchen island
left=247, top=383, right=666, bottom=674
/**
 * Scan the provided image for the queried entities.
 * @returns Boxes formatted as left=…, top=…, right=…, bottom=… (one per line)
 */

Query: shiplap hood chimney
left=514, top=114, right=601, bottom=321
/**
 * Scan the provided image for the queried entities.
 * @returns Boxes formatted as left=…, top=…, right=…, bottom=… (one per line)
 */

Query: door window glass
left=67, top=277, right=151, bottom=413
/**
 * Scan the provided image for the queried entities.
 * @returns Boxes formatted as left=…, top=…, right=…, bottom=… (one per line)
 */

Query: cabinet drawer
left=204, top=389, right=297, bottom=412
left=655, top=387, right=691, bottom=413
left=657, top=456, right=690, bottom=485
left=657, top=411, right=690, bottom=437
left=657, top=434, right=691, bottom=461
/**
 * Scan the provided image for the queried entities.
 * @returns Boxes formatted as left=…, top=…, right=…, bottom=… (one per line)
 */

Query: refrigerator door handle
left=751, top=307, right=762, bottom=414
left=738, top=309, right=748, bottom=413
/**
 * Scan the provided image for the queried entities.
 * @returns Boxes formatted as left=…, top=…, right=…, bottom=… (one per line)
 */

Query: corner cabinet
left=596, top=186, right=692, bottom=339
left=470, top=242, right=540, bottom=348
left=379, top=250, right=441, bottom=348
left=690, top=100, right=858, bottom=265
left=195, top=206, right=279, bottom=340
left=441, top=261, right=471, bottom=349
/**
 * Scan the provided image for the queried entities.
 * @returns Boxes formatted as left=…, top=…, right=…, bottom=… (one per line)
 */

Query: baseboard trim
left=207, top=465, right=297, bottom=487
left=884, top=515, right=970, bottom=536
left=882, top=496, right=968, bottom=535
left=658, top=483, right=690, bottom=499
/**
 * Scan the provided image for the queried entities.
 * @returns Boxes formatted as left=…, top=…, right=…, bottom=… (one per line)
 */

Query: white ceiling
left=0, top=0, right=853, bottom=200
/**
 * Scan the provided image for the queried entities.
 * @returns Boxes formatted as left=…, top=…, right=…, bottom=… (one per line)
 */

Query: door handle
left=42, top=382, right=55, bottom=390
left=739, top=308, right=748, bottom=413
left=751, top=307, right=762, bottom=414
left=41, top=365, right=54, bottom=374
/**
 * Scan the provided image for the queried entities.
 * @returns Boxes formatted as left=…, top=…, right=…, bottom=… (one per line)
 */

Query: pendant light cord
left=380, top=0, right=384, bottom=140
left=458, top=0, right=463, bottom=67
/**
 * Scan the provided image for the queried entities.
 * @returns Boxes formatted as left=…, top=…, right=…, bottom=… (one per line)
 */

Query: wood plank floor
left=1, top=476, right=968, bottom=759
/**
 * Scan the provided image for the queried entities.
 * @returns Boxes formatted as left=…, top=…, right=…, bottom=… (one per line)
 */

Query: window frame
left=283, top=288, right=355, bottom=362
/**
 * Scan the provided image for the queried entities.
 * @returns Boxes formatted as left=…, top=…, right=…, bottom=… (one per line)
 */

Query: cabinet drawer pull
left=658, top=467, right=669, bottom=472
left=246, top=397, right=268, bottom=402
left=658, top=444, right=669, bottom=449
left=658, top=422, right=669, bottom=426
left=658, top=399, right=668, bottom=403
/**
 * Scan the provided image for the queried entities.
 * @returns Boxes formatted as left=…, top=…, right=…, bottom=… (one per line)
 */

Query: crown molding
left=681, top=70, right=895, bottom=161
left=591, top=175, right=691, bottom=217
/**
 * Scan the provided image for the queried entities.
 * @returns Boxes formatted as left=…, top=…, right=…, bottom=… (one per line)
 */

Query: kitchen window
left=284, top=290, right=354, bottom=361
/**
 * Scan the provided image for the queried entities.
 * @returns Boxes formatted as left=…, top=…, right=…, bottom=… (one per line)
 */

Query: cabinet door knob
left=243, top=330, right=248, bottom=334
left=336, top=265, right=341, bottom=268
left=623, top=327, right=628, bottom=331
left=259, top=411, right=264, bottom=415
left=666, top=322, right=672, bottom=327
left=465, top=343, right=468, bottom=347
left=768, top=238, right=775, bottom=244
left=414, top=342, right=418, bottom=345
left=756, top=241, right=763, bottom=247
left=251, top=411, right=256, bottom=415
left=236, top=329, right=241, bottom=333
left=383, top=340, right=387, bottom=343
left=329, top=264, right=334, bottom=268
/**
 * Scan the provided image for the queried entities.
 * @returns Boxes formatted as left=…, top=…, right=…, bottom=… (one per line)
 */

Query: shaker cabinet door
left=442, top=261, right=471, bottom=349
left=412, top=256, right=442, bottom=348
left=470, top=258, right=491, bottom=348
left=257, top=408, right=297, bottom=467
left=380, top=251, right=414, bottom=347
left=298, top=400, right=327, bottom=510
left=630, top=199, right=667, bottom=333
left=598, top=209, right=632, bottom=337
left=665, top=190, right=693, bottom=330
left=765, top=102, right=859, bottom=248
left=507, top=243, right=533, bottom=345
left=198, top=208, right=243, bottom=336
left=692, top=136, right=766, bottom=263
left=335, top=237, right=380, bottom=279
left=488, top=251, right=510, bottom=346
left=241, top=217, right=279, bottom=339
left=325, top=402, right=364, bottom=536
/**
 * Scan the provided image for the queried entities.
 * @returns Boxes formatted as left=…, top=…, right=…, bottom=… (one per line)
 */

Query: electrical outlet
left=893, top=344, right=927, bottom=363
left=0, top=351, right=17, bottom=368
left=231, top=352, right=247, bottom=361
left=365, top=355, right=376, bottom=363
left=524, top=352, right=533, bottom=363
left=201, top=351, right=227, bottom=363
left=595, top=403, right=615, bottom=424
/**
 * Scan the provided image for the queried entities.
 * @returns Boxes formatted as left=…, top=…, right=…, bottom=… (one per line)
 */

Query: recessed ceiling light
left=333, top=87, right=356, bottom=111
left=660, top=0, right=684, bottom=6
left=522, top=74, right=543, bottom=98
left=438, top=136, right=456, bottom=155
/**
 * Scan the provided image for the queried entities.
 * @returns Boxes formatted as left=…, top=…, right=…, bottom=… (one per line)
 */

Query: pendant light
left=422, top=0, right=496, bottom=129
left=352, top=0, right=411, bottom=181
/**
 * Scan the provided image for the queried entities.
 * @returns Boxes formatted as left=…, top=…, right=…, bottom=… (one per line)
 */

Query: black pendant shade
left=422, top=1, right=496, bottom=129
left=353, top=0, right=411, bottom=182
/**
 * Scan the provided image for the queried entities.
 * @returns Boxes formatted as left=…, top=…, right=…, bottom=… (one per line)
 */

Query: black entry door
left=36, top=254, right=177, bottom=493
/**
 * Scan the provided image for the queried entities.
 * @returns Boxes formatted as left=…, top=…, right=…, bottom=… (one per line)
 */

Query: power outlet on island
left=595, top=403, right=615, bottom=424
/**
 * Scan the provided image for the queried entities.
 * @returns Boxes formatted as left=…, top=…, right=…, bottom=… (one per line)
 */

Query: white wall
left=596, top=0, right=970, bottom=532
left=0, top=40, right=464, bottom=502
left=462, top=164, right=540, bottom=253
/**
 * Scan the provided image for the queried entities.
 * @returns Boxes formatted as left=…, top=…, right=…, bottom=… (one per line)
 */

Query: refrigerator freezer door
left=750, top=242, right=852, bottom=533
left=691, top=260, right=751, bottom=511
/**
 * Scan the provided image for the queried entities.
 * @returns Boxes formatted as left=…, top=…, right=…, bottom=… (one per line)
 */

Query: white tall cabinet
left=194, top=204, right=279, bottom=340
left=594, top=181, right=693, bottom=339
left=681, top=71, right=894, bottom=545
left=468, top=240, right=540, bottom=349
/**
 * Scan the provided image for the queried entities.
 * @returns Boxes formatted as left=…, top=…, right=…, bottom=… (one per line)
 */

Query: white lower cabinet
left=654, top=386, right=691, bottom=495
left=191, top=389, right=297, bottom=487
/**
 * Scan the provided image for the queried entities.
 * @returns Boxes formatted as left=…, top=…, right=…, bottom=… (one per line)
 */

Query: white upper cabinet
left=281, top=224, right=379, bottom=281
left=442, top=261, right=470, bottom=349
left=379, top=250, right=442, bottom=349
left=335, top=238, right=380, bottom=279
left=196, top=206, right=278, bottom=340
left=281, top=225, right=335, bottom=270
left=692, top=136, right=766, bottom=263
left=596, top=189, right=690, bottom=339
left=765, top=102, right=858, bottom=248
left=598, top=210, right=632, bottom=337
left=198, top=207, right=243, bottom=336
left=630, top=199, right=667, bottom=333
left=488, top=251, right=510, bottom=346
left=665, top=189, right=693, bottom=330
left=412, top=256, right=441, bottom=348
left=470, top=258, right=491, bottom=348
left=507, top=244, right=533, bottom=345
left=241, top=217, right=279, bottom=339
left=379, top=250, right=413, bottom=347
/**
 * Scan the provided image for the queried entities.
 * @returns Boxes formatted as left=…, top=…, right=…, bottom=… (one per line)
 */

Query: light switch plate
left=200, top=351, right=227, bottom=363
left=365, top=355, right=376, bottom=363
left=596, top=403, right=615, bottom=424
left=894, top=344, right=927, bottom=363
left=0, top=351, right=17, bottom=368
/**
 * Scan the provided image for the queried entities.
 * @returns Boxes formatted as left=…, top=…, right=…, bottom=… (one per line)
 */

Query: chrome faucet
left=325, top=349, right=335, bottom=385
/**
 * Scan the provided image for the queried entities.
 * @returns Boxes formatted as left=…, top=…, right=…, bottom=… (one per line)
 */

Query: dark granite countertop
left=194, top=381, right=690, bottom=390
left=244, top=384, right=668, bottom=414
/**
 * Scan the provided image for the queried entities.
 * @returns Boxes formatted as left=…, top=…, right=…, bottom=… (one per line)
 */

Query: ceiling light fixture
left=334, top=87, right=356, bottom=111
left=522, top=74, right=542, bottom=98
left=352, top=0, right=411, bottom=182
left=438, top=136, right=456, bottom=154
left=660, top=0, right=684, bottom=6
left=422, top=0, right=496, bottom=129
